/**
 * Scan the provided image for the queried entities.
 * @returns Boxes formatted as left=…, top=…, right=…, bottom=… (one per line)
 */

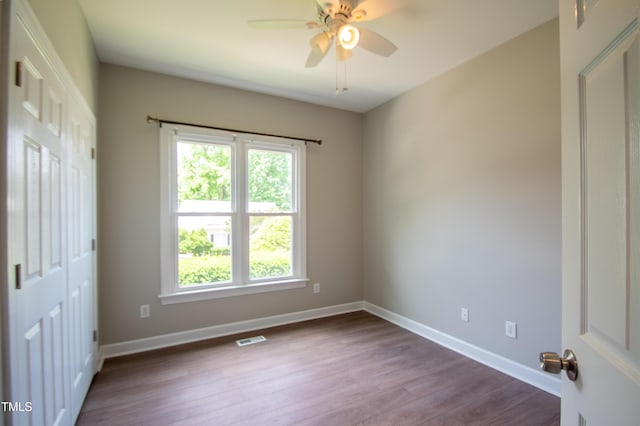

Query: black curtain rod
left=146, top=116, right=322, bottom=145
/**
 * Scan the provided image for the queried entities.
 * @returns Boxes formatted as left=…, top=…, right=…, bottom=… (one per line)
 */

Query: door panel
left=25, top=139, right=42, bottom=277
left=20, top=58, right=42, bottom=120
left=560, top=0, right=640, bottom=424
left=10, top=13, right=70, bottom=426
left=24, top=321, right=45, bottom=425
left=67, top=105, right=95, bottom=421
left=45, top=303, right=65, bottom=426
left=580, top=22, right=638, bottom=361
left=51, top=155, right=62, bottom=268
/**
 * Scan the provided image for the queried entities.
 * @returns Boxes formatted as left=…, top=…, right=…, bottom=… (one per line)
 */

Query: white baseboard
left=99, top=301, right=364, bottom=363
left=98, top=300, right=560, bottom=397
left=363, top=302, right=561, bottom=397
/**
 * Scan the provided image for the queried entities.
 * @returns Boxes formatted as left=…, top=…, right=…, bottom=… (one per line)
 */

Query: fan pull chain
left=335, top=55, right=349, bottom=95
left=335, top=52, right=339, bottom=95
left=334, top=43, right=349, bottom=95
left=343, top=61, right=348, bottom=92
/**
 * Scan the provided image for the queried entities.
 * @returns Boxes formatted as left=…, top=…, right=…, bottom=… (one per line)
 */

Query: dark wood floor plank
left=77, top=311, right=559, bottom=425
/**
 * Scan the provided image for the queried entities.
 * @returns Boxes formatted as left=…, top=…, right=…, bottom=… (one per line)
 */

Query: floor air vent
left=236, top=336, right=266, bottom=347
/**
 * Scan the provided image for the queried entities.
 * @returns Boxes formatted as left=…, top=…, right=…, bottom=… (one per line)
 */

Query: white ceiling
left=78, top=0, right=558, bottom=113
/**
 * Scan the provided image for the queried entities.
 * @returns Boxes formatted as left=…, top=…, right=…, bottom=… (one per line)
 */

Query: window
left=159, top=124, right=307, bottom=304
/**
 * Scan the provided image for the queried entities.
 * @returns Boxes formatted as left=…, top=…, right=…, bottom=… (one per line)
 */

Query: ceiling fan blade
left=305, top=48, right=327, bottom=68
left=315, top=1, right=340, bottom=11
left=353, top=0, right=408, bottom=21
left=357, top=27, right=397, bottom=57
left=305, top=31, right=333, bottom=68
left=248, top=19, right=318, bottom=29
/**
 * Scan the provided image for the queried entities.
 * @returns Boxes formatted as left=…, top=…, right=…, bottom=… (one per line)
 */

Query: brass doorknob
left=539, top=349, right=578, bottom=381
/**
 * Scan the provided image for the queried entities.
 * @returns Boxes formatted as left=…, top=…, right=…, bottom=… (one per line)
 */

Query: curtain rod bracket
left=146, top=115, right=322, bottom=145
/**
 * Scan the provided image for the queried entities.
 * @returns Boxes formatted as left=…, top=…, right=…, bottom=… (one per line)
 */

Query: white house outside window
left=159, top=124, right=308, bottom=304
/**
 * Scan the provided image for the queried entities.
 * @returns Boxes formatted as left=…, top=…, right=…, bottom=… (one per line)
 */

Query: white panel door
left=8, top=14, right=71, bottom=426
left=560, top=0, right=640, bottom=424
left=67, top=103, right=96, bottom=422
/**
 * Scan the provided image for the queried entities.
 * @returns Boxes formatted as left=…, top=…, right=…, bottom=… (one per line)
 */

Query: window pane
left=249, top=216, right=292, bottom=279
left=177, top=141, right=231, bottom=213
left=178, top=216, right=231, bottom=286
left=248, top=149, right=292, bottom=213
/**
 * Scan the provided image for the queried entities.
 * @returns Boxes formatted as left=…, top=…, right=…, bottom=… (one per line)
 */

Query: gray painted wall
left=97, top=64, right=363, bottom=344
left=362, top=19, right=561, bottom=369
left=27, top=0, right=98, bottom=111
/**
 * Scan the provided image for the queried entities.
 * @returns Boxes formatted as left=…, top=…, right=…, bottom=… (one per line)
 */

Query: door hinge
left=15, top=264, right=22, bottom=289
left=15, top=61, right=23, bottom=87
left=92, top=239, right=96, bottom=251
left=93, top=330, right=97, bottom=343
left=91, top=147, right=95, bottom=160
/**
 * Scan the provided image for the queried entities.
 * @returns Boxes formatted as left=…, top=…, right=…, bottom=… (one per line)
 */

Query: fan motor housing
left=317, top=5, right=352, bottom=30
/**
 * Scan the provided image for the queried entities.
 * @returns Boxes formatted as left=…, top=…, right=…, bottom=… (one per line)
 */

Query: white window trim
left=159, top=124, right=308, bottom=304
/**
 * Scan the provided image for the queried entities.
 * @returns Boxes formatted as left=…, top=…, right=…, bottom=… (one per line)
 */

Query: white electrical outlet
left=505, top=321, right=517, bottom=339
left=461, top=307, right=469, bottom=322
left=313, top=283, right=320, bottom=294
left=140, top=304, right=150, bottom=318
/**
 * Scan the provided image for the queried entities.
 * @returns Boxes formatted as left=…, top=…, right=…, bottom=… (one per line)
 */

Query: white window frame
left=159, top=124, right=308, bottom=304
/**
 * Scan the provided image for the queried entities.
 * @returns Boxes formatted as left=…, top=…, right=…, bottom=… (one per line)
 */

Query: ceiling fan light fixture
left=337, top=24, right=359, bottom=50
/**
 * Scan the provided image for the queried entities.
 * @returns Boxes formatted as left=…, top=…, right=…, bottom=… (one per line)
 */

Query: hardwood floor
left=77, top=311, right=560, bottom=425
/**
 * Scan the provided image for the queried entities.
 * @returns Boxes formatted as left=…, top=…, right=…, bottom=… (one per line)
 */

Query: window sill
left=158, top=278, right=310, bottom=305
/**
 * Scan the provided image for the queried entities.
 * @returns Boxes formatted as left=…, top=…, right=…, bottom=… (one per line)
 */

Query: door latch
left=540, top=349, right=578, bottom=381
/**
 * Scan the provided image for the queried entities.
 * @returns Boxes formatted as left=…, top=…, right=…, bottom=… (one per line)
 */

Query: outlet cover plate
left=461, top=307, right=469, bottom=322
left=140, top=304, right=150, bottom=318
left=505, top=321, right=517, bottom=338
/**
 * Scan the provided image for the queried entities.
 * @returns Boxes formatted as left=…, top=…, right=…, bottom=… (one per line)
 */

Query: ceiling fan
left=248, top=0, right=398, bottom=68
